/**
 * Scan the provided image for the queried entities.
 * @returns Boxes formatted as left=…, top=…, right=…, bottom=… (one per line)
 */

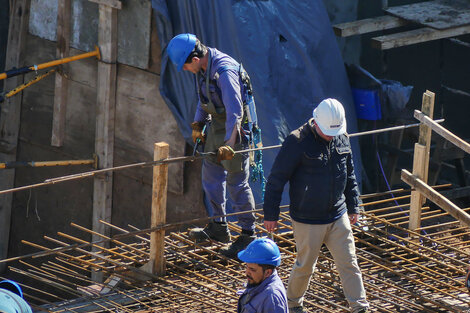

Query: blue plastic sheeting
left=152, top=0, right=362, bottom=206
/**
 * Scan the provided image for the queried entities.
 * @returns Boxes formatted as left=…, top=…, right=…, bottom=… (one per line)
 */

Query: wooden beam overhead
left=333, top=15, right=408, bottom=37
left=401, top=169, right=470, bottom=227
left=372, top=24, right=470, bottom=50
left=414, top=110, right=470, bottom=155
left=88, top=0, right=122, bottom=10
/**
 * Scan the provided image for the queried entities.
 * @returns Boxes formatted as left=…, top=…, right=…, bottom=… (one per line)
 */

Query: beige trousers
left=287, top=213, right=369, bottom=312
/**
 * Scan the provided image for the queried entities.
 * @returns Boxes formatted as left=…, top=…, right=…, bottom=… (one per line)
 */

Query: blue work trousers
left=202, top=154, right=256, bottom=231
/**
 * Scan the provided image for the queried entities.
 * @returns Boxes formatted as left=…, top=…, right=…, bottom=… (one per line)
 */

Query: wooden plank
left=149, top=142, right=169, bottom=276
left=333, top=15, right=408, bottom=37
left=419, top=91, right=435, bottom=206
left=0, top=0, right=31, bottom=273
left=414, top=110, right=470, bottom=155
left=371, top=25, right=470, bottom=50
left=92, top=5, right=117, bottom=244
left=409, top=143, right=426, bottom=230
left=402, top=169, right=470, bottom=227
left=51, top=0, right=71, bottom=147
left=88, top=0, right=122, bottom=10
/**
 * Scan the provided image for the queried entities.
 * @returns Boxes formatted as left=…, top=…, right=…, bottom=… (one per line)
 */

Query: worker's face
left=245, top=263, right=272, bottom=287
left=182, top=57, right=201, bottom=74
left=314, top=122, right=333, bottom=141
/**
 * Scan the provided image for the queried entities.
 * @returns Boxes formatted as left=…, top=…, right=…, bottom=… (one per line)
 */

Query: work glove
left=217, top=145, right=235, bottom=162
left=191, top=122, right=206, bottom=144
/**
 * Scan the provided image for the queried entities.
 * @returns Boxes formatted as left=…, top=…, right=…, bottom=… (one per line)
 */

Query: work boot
left=220, top=233, right=256, bottom=259
left=289, top=306, right=307, bottom=313
left=189, top=222, right=231, bottom=243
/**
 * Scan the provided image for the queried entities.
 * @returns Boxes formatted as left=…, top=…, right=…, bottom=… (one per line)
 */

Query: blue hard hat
left=0, top=289, right=33, bottom=313
left=238, top=238, right=281, bottom=266
left=0, top=280, right=23, bottom=298
left=167, top=33, right=197, bottom=72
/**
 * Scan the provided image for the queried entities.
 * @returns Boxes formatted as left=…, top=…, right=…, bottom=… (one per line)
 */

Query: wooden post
left=91, top=1, right=119, bottom=280
left=51, top=0, right=71, bottom=147
left=150, top=142, right=169, bottom=276
left=402, top=169, right=470, bottom=227
left=0, top=0, right=31, bottom=272
left=409, top=143, right=426, bottom=230
left=408, top=91, right=435, bottom=231
left=419, top=91, right=435, bottom=187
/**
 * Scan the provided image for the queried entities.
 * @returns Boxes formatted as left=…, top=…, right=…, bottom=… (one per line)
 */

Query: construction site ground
left=3, top=186, right=470, bottom=312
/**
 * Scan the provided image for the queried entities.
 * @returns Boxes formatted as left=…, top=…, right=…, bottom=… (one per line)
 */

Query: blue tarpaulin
left=152, top=0, right=362, bottom=206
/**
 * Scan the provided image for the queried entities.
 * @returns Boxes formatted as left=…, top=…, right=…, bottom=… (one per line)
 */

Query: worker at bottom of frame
left=0, top=280, right=33, bottom=313
left=237, top=238, right=288, bottom=313
left=166, top=33, right=258, bottom=258
left=263, top=98, right=370, bottom=313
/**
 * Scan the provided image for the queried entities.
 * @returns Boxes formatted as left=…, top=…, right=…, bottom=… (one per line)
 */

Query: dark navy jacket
left=237, top=270, right=288, bottom=313
left=263, top=119, right=361, bottom=224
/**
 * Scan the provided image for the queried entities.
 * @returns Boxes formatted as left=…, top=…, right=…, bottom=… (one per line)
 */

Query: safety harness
left=197, top=55, right=266, bottom=198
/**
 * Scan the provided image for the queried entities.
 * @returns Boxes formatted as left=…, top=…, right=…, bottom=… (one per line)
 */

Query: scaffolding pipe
left=0, top=46, right=100, bottom=81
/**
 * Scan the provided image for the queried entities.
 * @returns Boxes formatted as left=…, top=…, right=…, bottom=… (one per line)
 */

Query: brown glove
left=217, top=145, right=235, bottom=162
left=191, top=122, right=206, bottom=144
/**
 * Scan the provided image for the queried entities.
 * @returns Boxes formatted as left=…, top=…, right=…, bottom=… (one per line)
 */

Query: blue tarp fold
left=152, top=0, right=362, bottom=205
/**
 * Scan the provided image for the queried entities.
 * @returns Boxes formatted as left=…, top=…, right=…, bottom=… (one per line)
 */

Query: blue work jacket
left=237, top=270, right=288, bottom=313
left=194, top=47, right=248, bottom=143
left=263, top=119, right=362, bottom=224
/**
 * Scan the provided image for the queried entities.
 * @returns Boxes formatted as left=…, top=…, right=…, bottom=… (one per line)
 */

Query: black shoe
left=220, top=233, right=256, bottom=259
left=356, top=309, right=369, bottom=313
left=189, top=222, right=231, bottom=243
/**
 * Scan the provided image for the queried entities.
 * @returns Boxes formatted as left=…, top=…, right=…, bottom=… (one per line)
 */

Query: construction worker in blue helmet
left=237, top=238, right=288, bottom=313
left=0, top=280, right=33, bottom=313
left=167, top=33, right=258, bottom=258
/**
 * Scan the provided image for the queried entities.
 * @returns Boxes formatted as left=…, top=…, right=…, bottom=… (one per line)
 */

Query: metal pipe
left=0, top=46, right=100, bottom=81
left=0, top=69, right=56, bottom=103
left=0, top=158, right=95, bottom=169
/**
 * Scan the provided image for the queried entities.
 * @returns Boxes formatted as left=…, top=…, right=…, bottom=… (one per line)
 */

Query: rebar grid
left=5, top=188, right=470, bottom=312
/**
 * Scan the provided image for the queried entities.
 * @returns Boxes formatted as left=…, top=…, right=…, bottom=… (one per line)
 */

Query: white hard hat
left=312, top=98, right=346, bottom=136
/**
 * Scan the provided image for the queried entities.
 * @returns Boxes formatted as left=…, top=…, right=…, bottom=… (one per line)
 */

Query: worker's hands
left=191, top=122, right=206, bottom=144
left=348, top=213, right=359, bottom=225
left=264, top=220, right=278, bottom=233
left=217, top=145, right=235, bottom=162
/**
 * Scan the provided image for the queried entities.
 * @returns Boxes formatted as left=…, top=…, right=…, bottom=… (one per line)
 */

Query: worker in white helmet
left=263, top=99, right=369, bottom=313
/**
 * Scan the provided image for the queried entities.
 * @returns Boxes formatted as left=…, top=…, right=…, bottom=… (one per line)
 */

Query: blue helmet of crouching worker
left=167, top=33, right=197, bottom=72
left=238, top=238, right=281, bottom=266
left=0, top=280, right=33, bottom=313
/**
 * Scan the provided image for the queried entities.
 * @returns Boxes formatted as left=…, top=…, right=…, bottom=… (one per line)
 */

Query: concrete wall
left=7, top=15, right=205, bottom=259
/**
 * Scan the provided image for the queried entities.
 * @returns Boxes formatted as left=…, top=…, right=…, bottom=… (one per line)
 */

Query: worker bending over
left=167, top=33, right=257, bottom=258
